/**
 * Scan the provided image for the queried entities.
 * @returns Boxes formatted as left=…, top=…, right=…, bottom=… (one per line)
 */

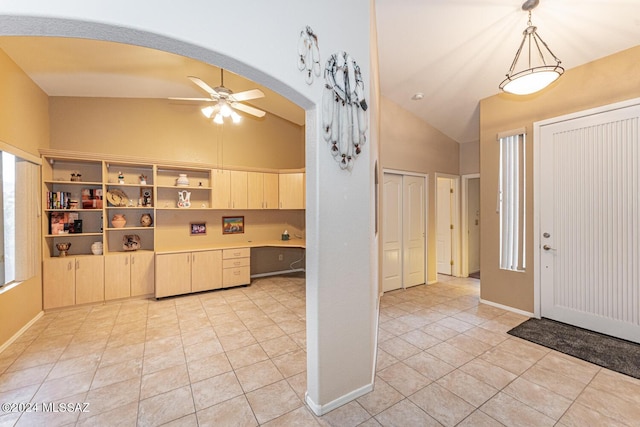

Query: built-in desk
left=155, top=239, right=305, bottom=298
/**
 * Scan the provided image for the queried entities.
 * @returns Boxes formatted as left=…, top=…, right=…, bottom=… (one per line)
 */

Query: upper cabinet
left=279, top=172, right=305, bottom=209
left=247, top=172, right=279, bottom=209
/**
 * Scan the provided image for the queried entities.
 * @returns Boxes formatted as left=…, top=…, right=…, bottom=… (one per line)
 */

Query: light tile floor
left=1, top=274, right=639, bottom=426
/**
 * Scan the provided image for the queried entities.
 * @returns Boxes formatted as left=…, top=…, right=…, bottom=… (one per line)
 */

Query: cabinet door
left=131, top=251, right=155, bottom=296
left=43, top=257, right=75, bottom=310
left=263, top=173, right=279, bottom=209
left=155, top=253, right=191, bottom=298
left=230, top=170, right=248, bottom=209
left=247, top=172, right=264, bottom=209
left=76, top=256, right=104, bottom=304
left=104, top=253, right=131, bottom=300
left=279, top=173, right=305, bottom=209
left=191, top=250, right=222, bottom=292
left=211, top=169, right=230, bottom=209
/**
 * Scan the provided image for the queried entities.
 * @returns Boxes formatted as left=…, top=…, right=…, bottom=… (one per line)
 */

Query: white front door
left=403, top=175, right=426, bottom=287
left=539, top=103, right=640, bottom=343
left=382, top=173, right=403, bottom=292
left=437, top=177, right=453, bottom=275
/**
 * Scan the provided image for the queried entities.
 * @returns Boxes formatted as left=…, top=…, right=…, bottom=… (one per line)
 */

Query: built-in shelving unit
left=39, top=149, right=305, bottom=309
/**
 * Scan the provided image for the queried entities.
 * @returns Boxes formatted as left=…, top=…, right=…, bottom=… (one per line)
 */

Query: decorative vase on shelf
left=56, top=242, right=71, bottom=257
left=177, top=190, right=191, bottom=208
left=176, top=174, right=189, bottom=186
left=91, top=241, right=103, bottom=255
left=111, top=214, right=127, bottom=228
left=140, top=213, right=153, bottom=227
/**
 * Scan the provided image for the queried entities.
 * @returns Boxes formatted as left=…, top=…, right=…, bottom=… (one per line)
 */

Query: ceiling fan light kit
left=499, top=0, right=564, bottom=95
left=171, top=68, right=266, bottom=124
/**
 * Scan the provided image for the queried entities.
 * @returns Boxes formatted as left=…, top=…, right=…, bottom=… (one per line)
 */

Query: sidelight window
left=498, top=130, right=526, bottom=271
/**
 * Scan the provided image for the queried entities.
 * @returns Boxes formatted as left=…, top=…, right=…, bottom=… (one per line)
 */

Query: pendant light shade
left=499, top=0, right=564, bottom=95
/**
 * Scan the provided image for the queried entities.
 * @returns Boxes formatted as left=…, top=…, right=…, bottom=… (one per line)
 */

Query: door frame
left=533, top=96, right=640, bottom=318
left=382, top=168, right=429, bottom=291
left=435, top=173, right=461, bottom=277
left=461, top=173, right=480, bottom=278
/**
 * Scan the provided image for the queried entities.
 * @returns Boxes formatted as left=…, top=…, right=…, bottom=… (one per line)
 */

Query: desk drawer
left=223, top=247, right=250, bottom=259
left=223, top=257, right=250, bottom=269
left=223, top=266, right=250, bottom=287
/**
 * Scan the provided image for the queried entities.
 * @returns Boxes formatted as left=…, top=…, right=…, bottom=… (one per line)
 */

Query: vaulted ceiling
left=1, top=1, right=638, bottom=143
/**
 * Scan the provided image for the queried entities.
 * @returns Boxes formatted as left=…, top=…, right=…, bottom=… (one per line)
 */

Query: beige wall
left=380, top=96, right=459, bottom=283
left=0, top=50, right=49, bottom=347
left=479, top=45, right=640, bottom=312
left=459, top=141, right=479, bottom=175
left=49, top=97, right=304, bottom=170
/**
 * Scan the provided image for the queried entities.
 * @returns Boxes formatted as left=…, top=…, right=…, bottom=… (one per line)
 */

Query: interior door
left=403, top=175, right=425, bottom=287
left=467, top=178, right=480, bottom=273
left=382, top=173, right=403, bottom=292
left=540, top=104, right=640, bottom=343
left=437, top=177, right=453, bottom=275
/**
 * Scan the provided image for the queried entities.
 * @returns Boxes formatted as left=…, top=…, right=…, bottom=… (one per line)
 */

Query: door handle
left=543, top=244, right=555, bottom=251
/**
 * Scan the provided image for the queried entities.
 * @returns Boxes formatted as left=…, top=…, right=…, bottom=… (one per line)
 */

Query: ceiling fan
left=171, top=69, right=265, bottom=124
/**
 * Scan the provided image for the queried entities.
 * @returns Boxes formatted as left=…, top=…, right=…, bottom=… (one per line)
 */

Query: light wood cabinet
left=43, top=256, right=104, bottom=309
left=155, top=252, right=192, bottom=298
left=222, top=248, right=251, bottom=288
left=211, top=169, right=231, bottom=209
left=43, top=257, right=76, bottom=310
left=191, top=250, right=223, bottom=292
left=279, top=173, right=305, bottom=209
left=230, top=170, right=248, bottom=209
left=130, top=251, right=155, bottom=296
left=105, top=251, right=155, bottom=300
left=248, top=172, right=279, bottom=209
left=75, top=256, right=105, bottom=304
left=155, top=250, right=222, bottom=297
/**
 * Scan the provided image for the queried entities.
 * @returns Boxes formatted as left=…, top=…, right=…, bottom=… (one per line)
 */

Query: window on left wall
left=1, top=151, right=16, bottom=284
left=1, top=150, right=39, bottom=289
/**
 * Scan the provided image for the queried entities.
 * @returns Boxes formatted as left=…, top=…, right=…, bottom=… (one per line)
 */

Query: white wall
left=0, top=0, right=376, bottom=414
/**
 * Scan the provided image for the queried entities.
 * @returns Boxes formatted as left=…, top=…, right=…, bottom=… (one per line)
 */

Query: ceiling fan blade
left=230, top=88, right=264, bottom=102
left=168, top=97, right=214, bottom=102
left=188, top=76, right=219, bottom=96
left=232, top=102, right=266, bottom=118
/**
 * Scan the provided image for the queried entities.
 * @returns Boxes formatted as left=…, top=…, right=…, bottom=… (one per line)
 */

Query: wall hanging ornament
left=322, top=51, right=368, bottom=170
left=297, top=26, right=321, bottom=85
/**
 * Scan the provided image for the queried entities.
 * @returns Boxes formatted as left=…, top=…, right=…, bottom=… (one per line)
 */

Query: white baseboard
left=0, top=311, right=44, bottom=354
left=250, top=268, right=305, bottom=279
left=479, top=299, right=534, bottom=317
left=305, top=381, right=374, bottom=416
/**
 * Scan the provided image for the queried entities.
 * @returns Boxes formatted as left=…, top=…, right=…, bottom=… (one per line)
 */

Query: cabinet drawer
left=222, top=257, right=250, bottom=269
left=223, top=247, right=250, bottom=259
left=223, top=266, right=250, bottom=287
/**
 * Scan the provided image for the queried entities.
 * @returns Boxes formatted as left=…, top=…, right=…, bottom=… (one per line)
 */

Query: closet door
left=382, top=173, right=403, bottom=292
left=383, top=173, right=427, bottom=292
left=403, top=175, right=426, bottom=287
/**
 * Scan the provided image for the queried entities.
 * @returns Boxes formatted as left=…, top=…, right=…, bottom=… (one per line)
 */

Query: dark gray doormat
left=507, top=318, right=640, bottom=380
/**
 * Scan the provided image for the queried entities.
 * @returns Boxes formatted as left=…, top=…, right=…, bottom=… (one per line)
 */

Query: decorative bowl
left=56, top=242, right=71, bottom=257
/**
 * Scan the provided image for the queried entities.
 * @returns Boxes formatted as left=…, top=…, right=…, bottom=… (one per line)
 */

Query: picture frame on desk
left=222, top=216, right=244, bottom=234
left=190, top=222, right=207, bottom=235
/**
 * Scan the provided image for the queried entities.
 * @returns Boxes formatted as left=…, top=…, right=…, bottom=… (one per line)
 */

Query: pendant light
left=499, top=0, right=564, bottom=95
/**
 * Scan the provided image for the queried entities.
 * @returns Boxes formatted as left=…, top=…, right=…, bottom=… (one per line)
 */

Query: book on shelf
left=50, top=212, right=81, bottom=235
left=81, top=188, right=103, bottom=209
left=46, top=191, right=72, bottom=209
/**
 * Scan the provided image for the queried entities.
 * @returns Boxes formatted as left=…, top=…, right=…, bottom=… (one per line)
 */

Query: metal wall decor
left=322, top=51, right=368, bottom=170
left=297, top=26, right=320, bottom=84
